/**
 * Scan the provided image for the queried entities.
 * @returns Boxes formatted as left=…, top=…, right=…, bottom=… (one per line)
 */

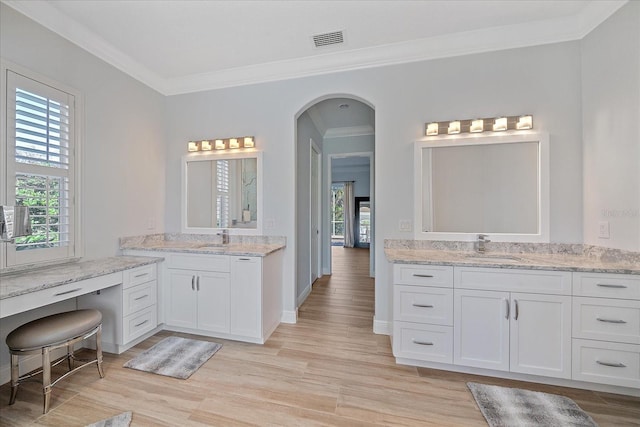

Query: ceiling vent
left=313, top=30, right=345, bottom=48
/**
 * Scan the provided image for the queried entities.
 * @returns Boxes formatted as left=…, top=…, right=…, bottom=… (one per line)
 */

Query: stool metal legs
left=42, top=347, right=52, bottom=414
left=7, top=323, right=104, bottom=414
left=9, top=354, right=19, bottom=405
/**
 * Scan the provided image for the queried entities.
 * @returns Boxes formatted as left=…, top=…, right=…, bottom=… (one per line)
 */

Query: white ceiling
left=306, top=98, right=375, bottom=138
left=3, top=0, right=626, bottom=95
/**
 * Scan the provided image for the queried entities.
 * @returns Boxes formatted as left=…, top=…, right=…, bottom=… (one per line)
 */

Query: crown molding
left=3, top=0, right=627, bottom=96
left=324, top=125, right=375, bottom=139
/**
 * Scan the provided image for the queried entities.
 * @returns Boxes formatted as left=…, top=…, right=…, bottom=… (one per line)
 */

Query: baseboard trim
left=373, top=318, right=391, bottom=335
left=297, top=285, right=312, bottom=307
left=281, top=310, right=297, bottom=324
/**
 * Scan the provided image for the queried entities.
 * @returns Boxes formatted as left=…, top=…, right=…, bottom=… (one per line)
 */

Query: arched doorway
left=294, top=95, right=375, bottom=310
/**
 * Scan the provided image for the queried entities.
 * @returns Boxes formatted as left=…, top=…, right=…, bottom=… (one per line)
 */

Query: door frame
left=327, top=151, right=374, bottom=277
left=310, top=139, right=322, bottom=284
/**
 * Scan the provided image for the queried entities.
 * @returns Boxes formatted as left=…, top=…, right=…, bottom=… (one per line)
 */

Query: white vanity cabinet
left=78, top=264, right=159, bottom=354
left=453, top=267, right=572, bottom=379
left=165, top=253, right=230, bottom=333
left=163, top=251, right=283, bottom=344
left=392, top=265, right=454, bottom=364
left=571, top=272, right=640, bottom=389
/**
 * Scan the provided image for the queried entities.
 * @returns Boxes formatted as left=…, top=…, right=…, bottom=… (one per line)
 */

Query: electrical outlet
left=598, top=221, right=610, bottom=239
left=147, top=217, right=156, bottom=230
left=399, top=220, right=412, bottom=232
left=265, top=218, right=275, bottom=229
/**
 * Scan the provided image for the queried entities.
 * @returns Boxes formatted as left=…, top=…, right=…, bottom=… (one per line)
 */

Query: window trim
left=1, top=59, right=84, bottom=269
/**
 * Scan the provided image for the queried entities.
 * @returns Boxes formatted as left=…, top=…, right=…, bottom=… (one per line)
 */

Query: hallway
left=299, top=246, right=374, bottom=328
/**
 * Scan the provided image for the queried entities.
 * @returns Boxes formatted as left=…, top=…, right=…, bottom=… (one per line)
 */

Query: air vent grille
left=313, top=31, right=344, bottom=48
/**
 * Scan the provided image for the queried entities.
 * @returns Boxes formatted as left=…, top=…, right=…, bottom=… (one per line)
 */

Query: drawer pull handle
left=134, top=273, right=149, bottom=278
left=597, top=284, right=627, bottom=289
left=513, top=299, right=519, bottom=320
left=134, top=320, right=149, bottom=328
left=596, top=360, right=626, bottom=368
left=412, top=303, right=434, bottom=308
left=412, top=339, right=434, bottom=346
left=505, top=298, right=510, bottom=320
left=239, top=258, right=251, bottom=261
left=413, top=274, right=434, bottom=278
left=134, top=295, right=149, bottom=301
left=54, top=288, right=83, bottom=296
left=191, top=275, right=195, bottom=291
left=596, top=318, right=627, bottom=324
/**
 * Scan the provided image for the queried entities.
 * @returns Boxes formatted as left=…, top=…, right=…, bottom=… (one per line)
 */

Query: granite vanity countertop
left=385, top=247, right=640, bottom=275
left=120, top=233, right=286, bottom=257
left=0, top=256, right=164, bottom=300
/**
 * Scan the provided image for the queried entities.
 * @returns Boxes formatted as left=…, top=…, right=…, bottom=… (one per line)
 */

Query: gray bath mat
left=85, top=411, right=132, bottom=427
left=124, top=336, right=221, bottom=379
left=467, top=382, right=598, bottom=427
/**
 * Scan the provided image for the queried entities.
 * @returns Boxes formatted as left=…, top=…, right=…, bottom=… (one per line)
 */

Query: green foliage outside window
left=14, top=175, right=62, bottom=250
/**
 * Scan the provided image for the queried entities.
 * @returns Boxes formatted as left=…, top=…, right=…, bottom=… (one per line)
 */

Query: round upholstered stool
left=6, top=309, right=105, bottom=413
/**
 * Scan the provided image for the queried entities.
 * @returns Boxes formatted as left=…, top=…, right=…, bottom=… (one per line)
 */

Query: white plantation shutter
left=215, top=160, right=229, bottom=228
left=6, top=70, right=76, bottom=266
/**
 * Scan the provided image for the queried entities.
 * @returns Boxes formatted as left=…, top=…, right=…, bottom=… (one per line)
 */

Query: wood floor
left=1, top=247, right=638, bottom=426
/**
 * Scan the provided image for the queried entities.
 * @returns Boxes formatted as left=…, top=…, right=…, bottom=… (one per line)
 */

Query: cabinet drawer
left=393, top=322, right=453, bottom=364
left=454, top=267, right=571, bottom=295
left=394, top=285, right=453, bottom=325
left=394, top=265, right=454, bottom=288
left=123, top=281, right=157, bottom=317
left=573, top=272, right=640, bottom=300
left=168, top=253, right=229, bottom=272
left=572, top=339, right=640, bottom=389
left=123, top=306, right=157, bottom=343
left=572, top=297, right=640, bottom=344
left=124, top=264, right=157, bottom=289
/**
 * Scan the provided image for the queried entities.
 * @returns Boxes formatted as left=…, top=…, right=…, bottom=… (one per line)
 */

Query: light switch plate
left=399, top=220, right=412, bottom=232
left=598, top=221, right=610, bottom=239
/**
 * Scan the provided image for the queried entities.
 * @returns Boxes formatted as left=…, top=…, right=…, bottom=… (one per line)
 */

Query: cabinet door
left=197, top=272, right=230, bottom=333
left=166, top=270, right=198, bottom=328
left=510, top=293, right=571, bottom=379
left=454, top=289, right=510, bottom=371
left=230, top=256, right=262, bottom=338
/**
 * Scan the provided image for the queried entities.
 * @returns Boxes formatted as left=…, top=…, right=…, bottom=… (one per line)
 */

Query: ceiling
left=3, top=1, right=626, bottom=95
left=306, top=98, right=374, bottom=139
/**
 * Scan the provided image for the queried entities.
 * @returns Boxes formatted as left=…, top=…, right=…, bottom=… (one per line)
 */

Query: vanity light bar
left=187, top=136, right=255, bottom=152
left=425, top=115, right=533, bottom=136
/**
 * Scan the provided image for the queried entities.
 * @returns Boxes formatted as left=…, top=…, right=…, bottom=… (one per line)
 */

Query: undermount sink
left=466, top=253, right=523, bottom=262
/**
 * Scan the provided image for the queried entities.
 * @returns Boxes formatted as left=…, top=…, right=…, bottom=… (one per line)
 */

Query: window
left=330, top=183, right=344, bottom=243
left=215, top=159, right=229, bottom=228
left=2, top=65, right=81, bottom=267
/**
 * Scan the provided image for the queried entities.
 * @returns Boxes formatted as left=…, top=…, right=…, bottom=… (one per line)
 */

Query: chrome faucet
left=218, top=229, right=229, bottom=244
left=476, top=234, right=491, bottom=253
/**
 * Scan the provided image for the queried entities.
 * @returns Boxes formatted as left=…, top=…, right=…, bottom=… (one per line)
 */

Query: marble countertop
left=0, top=256, right=164, bottom=300
left=385, top=247, right=640, bottom=275
left=120, top=233, right=286, bottom=257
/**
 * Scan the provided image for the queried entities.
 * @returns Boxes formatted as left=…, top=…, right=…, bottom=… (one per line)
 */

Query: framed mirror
left=182, top=151, right=262, bottom=234
left=414, top=132, right=549, bottom=242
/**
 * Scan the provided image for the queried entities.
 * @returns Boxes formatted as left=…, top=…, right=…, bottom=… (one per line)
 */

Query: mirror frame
left=413, top=131, right=549, bottom=242
left=181, top=150, right=263, bottom=235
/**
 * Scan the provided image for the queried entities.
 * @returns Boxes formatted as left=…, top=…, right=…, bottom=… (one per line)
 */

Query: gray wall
left=3, top=2, right=637, bottom=334
left=0, top=4, right=167, bottom=259
left=582, top=2, right=640, bottom=251
left=0, top=3, right=167, bottom=380
left=164, top=41, right=584, bottom=328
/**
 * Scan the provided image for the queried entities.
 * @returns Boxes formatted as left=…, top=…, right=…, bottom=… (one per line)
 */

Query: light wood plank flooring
left=1, top=247, right=638, bottom=426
